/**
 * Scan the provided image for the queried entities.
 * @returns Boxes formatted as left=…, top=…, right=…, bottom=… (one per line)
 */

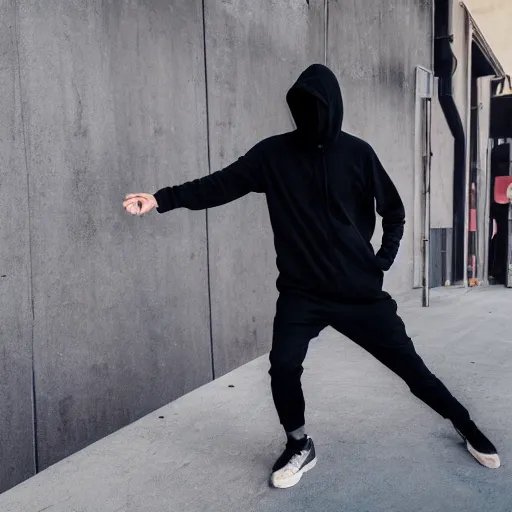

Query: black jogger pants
left=268, top=292, right=471, bottom=433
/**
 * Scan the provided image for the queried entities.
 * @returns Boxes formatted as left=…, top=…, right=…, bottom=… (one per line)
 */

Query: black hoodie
left=154, top=64, right=405, bottom=301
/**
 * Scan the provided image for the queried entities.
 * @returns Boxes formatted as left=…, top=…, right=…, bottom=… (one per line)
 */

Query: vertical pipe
left=483, top=138, right=493, bottom=285
left=469, top=181, right=477, bottom=284
left=475, top=77, right=492, bottom=287
left=413, top=69, right=423, bottom=289
left=462, top=16, right=474, bottom=287
left=430, top=0, right=435, bottom=72
left=507, top=141, right=512, bottom=287
left=423, top=97, right=432, bottom=307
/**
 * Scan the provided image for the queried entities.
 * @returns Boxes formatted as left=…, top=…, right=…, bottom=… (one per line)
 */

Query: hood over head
left=286, top=64, right=344, bottom=146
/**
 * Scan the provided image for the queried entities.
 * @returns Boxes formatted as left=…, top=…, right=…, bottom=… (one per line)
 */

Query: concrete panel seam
left=13, top=0, right=38, bottom=474
left=202, top=0, right=215, bottom=380
left=324, top=0, right=328, bottom=66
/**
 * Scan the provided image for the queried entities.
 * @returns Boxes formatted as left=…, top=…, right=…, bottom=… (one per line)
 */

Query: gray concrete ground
left=1, top=287, right=511, bottom=512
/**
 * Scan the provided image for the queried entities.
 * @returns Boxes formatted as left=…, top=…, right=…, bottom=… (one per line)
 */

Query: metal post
left=422, top=97, right=432, bottom=307
left=507, top=140, right=512, bottom=288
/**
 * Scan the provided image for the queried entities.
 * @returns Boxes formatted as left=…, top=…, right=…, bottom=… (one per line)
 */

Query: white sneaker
left=455, top=422, right=501, bottom=469
left=270, top=436, right=317, bottom=489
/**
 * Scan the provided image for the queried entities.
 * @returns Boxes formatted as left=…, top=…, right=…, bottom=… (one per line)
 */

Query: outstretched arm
left=123, top=144, right=266, bottom=215
left=368, top=148, right=405, bottom=271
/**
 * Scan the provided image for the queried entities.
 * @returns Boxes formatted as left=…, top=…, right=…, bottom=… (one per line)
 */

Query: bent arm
left=368, top=149, right=405, bottom=270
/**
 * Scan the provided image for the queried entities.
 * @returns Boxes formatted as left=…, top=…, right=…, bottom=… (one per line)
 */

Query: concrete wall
left=1, top=0, right=434, bottom=492
left=0, top=0, right=36, bottom=491
left=16, top=0, right=212, bottom=473
left=328, top=0, right=433, bottom=293
left=204, top=0, right=325, bottom=377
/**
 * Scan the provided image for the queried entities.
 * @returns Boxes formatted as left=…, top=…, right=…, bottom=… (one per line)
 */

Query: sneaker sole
left=455, top=428, right=501, bottom=469
left=270, top=457, right=317, bottom=489
left=467, top=442, right=501, bottom=469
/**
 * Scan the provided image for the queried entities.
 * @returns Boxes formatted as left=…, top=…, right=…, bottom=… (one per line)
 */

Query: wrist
left=153, top=188, right=174, bottom=214
left=376, top=249, right=392, bottom=271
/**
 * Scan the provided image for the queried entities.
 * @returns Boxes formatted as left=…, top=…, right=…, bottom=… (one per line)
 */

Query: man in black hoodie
left=124, top=64, right=500, bottom=488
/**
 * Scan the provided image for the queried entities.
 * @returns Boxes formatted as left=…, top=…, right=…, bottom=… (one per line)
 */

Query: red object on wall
left=469, top=209, right=477, bottom=232
left=494, top=176, right=512, bottom=204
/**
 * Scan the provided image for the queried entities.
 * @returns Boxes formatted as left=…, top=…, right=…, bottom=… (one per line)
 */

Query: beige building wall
left=464, top=0, right=512, bottom=74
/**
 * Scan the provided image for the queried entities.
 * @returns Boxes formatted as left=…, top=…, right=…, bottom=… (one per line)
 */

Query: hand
left=123, top=193, right=158, bottom=215
left=375, top=248, right=392, bottom=271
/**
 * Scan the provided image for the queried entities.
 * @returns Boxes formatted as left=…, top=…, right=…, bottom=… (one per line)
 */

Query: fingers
left=126, top=204, right=140, bottom=215
left=140, top=202, right=153, bottom=215
left=123, top=197, right=140, bottom=209
left=123, top=197, right=142, bottom=215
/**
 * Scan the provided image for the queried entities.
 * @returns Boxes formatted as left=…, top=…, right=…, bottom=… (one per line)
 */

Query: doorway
left=488, top=142, right=512, bottom=285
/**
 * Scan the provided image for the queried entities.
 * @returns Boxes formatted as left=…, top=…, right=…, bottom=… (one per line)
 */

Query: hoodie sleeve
left=153, top=143, right=266, bottom=213
left=367, top=148, right=405, bottom=271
